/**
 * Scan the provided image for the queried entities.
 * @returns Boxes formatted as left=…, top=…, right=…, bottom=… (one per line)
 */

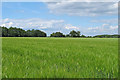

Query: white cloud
left=86, top=24, right=118, bottom=35
left=88, top=27, right=99, bottom=30
left=0, top=21, right=13, bottom=28
left=91, top=18, right=118, bottom=24
left=102, top=24, right=109, bottom=27
left=1, top=24, right=6, bottom=27
left=1, top=18, right=65, bottom=30
left=45, top=2, right=118, bottom=16
left=88, top=24, right=118, bottom=30
left=65, top=24, right=79, bottom=30
left=110, top=25, right=118, bottom=30
left=8, top=22, right=13, bottom=27
left=38, top=27, right=48, bottom=29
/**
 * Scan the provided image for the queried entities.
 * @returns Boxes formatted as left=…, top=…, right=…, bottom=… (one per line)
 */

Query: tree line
left=0, top=26, right=120, bottom=38
left=93, top=34, right=120, bottom=38
left=1, top=26, right=46, bottom=37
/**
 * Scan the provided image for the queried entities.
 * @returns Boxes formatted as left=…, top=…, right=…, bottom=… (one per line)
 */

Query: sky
left=1, top=1, right=118, bottom=36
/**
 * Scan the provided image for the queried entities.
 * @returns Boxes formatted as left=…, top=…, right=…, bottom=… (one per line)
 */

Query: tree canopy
left=69, top=30, right=80, bottom=37
left=50, top=32, right=65, bottom=37
left=1, top=26, right=46, bottom=37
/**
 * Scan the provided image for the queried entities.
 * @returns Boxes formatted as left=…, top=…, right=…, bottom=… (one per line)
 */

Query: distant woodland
left=0, top=26, right=119, bottom=38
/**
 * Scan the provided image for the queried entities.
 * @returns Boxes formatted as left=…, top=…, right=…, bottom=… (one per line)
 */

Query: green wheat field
left=2, top=37, right=118, bottom=78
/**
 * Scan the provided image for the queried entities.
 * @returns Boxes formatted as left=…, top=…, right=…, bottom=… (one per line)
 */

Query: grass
left=2, top=37, right=118, bottom=78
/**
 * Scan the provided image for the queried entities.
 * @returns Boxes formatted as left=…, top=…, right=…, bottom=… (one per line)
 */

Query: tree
left=7, top=27, right=26, bottom=37
left=33, top=30, right=46, bottom=37
left=66, top=34, right=70, bottom=37
left=81, top=35, right=86, bottom=37
left=8, top=27, right=18, bottom=37
left=2, top=26, right=8, bottom=37
left=26, top=30, right=33, bottom=37
left=69, top=30, right=80, bottom=37
left=17, top=28, right=26, bottom=37
left=26, top=29, right=46, bottom=37
left=50, top=32, right=65, bottom=37
left=0, top=26, right=2, bottom=37
left=1, top=26, right=47, bottom=37
left=87, top=36, right=92, bottom=38
left=93, top=34, right=120, bottom=38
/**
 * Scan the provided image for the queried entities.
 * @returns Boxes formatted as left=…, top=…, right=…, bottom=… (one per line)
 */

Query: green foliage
left=50, top=32, right=65, bottom=37
left=26, top=29, right=46, bottom=37
left=8, top=27, right=26, bottom=37
left=93, top=35, right=120, bottom=38
left=69, top=30, right=81, bottom=37
left=2, top=27, right=8, bottom=37
left=2, top=38, right=118, bottom=78
left=0, top=26, right=46, bottom=37
left=65, top=34, right=70, bottom=37
left=81, top=34, right=86, bottom=38
left=87, top=36, right=92, bottom=38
